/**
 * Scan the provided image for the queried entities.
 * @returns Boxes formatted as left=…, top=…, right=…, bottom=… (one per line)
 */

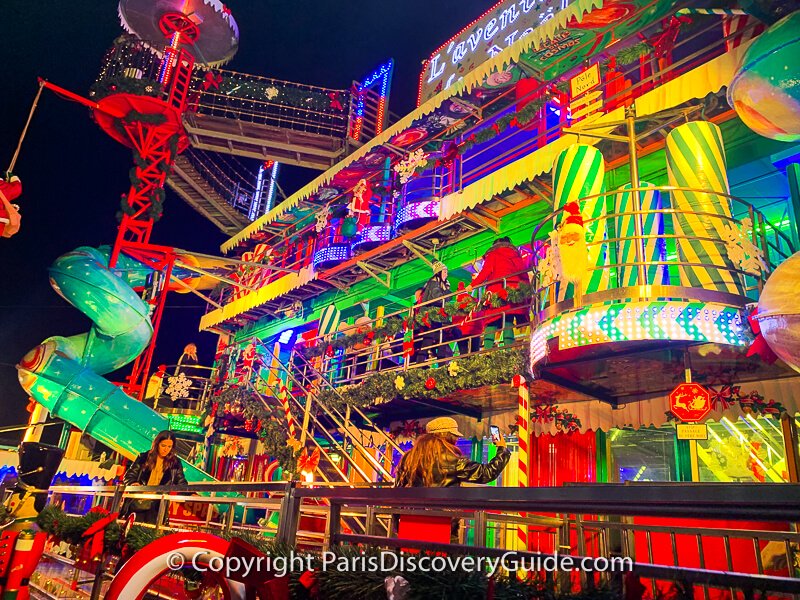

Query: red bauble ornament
left=425, top=377, right=436, bottom=390
left=325, top=345, right=334, bottom=357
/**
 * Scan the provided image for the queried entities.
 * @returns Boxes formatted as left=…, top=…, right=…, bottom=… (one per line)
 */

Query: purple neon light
left=354, top=225, right=391, bottom=248
left=396, top=199, right=440, bottom=227
left=313, top=244, right=351, bottom=268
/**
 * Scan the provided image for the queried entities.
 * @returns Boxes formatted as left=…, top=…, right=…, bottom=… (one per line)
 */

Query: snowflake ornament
left=393, top=149, right=429, bottom=184
left=394, top=375, right=406, bottom=391
left=264, top=86, right=279, bottom=100
left=165, top=372, right=192, bottom=400
left=447, top=361, right=460, bottom=377
left=723, top=218, right=767, bottom=276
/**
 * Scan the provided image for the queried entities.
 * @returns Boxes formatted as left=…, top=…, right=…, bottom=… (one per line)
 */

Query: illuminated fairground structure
left=5, top=0, right=800, bottom=598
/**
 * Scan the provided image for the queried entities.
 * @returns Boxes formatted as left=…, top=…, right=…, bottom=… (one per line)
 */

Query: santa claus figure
left=0, top=175, right=22, bottom=238
left=348, top=178, right=372, bottom=228
left=557, top=201, right=588, bottom=296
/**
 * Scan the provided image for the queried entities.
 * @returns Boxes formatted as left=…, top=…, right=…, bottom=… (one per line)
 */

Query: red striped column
left=513, top=374, right=531, bottom=550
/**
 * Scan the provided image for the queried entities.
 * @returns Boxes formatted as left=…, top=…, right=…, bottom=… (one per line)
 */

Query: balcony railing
left=529, top=186, right=796, bottom=318
left=39, top=481, right=800, bottom=599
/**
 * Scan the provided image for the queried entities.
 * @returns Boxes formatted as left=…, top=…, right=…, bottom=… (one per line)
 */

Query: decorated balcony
left=528, top=127, right=796, bottom=396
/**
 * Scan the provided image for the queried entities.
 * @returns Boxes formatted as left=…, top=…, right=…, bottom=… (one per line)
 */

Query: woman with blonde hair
left=395, top=417, right=509, bottom=487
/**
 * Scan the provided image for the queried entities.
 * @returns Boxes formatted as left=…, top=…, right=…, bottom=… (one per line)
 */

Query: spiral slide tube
left=17, top=246, right=216, bottom=483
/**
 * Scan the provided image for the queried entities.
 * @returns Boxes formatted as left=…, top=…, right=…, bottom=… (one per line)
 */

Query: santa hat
left=562, top=201, right=583, bottom=227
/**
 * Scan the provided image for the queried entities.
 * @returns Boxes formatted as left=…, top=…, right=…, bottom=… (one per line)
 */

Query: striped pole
left=722, top=14, right=765, bottom=51
left=513, top=374, right=531, bottom=550
left=666, top=121, right=744, bottom=295
left=279, top=384, right=297, bottom=439
left=614, top=182, right=669, bottom=286
left=553, top=144, right=608, bottom=295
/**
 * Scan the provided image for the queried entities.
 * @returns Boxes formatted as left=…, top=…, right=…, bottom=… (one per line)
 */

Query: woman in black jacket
left=122, top=430, right=188, bottom=524
left=395, top=417, right=510, bottom=487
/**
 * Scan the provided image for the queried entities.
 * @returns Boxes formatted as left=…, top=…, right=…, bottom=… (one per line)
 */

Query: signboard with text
left=418, top=0, right=573, bottom=103
left=676, top=423, right=709, bottom=440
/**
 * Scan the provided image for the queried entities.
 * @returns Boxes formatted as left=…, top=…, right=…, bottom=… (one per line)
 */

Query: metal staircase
left=246, top=338, right=404, bottom=484
left=167, top=152, right=252, bottom=234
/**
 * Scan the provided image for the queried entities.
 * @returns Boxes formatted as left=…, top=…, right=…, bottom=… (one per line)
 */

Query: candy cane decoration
left=106, top=533, right=245, bottom=600
left=513, top=374, right=531, bottom=551
left=279, top=385, right=297, bottom=438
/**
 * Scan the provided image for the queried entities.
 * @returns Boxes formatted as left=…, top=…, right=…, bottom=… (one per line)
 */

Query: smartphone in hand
left=490, top=425, right=501, bottom=443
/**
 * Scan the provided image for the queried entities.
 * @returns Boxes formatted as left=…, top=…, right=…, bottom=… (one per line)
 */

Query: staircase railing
left=248, top=338, right=401, bottom=483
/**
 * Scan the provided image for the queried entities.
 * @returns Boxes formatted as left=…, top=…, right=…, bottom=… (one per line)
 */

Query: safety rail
left=90, top=35, right=165, bottom=101
left=38, top=482, right=800, bottom=598
left=529, top=186, right=796, bottom=317
left=149, top=363, right=216, bottom=415
left=292, top=270, right=532, bottom=390
left=173, top=147, right=271, bottom=220
left=189, top=69, right=350, bottom=138
left=245, top=338, right=400, bottom=484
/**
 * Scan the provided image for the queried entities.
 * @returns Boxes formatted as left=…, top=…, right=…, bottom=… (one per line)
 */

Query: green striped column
left=318, top=304, right=341, bottom=337
left=666, top=121, right=744, bottom=295
left=614, top=182, right=669, bottom=287
left=553, top=144, right=608, bottom=294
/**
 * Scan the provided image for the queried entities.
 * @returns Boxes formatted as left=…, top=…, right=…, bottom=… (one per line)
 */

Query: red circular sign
left=669, top=383, right=712, bottom=422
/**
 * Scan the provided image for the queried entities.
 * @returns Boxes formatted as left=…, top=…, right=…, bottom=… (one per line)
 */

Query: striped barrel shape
left=553, top=144, right=608, bottom=294
left=614, top=182, right=669, bottom=287
left=666, top=121, right=744, bottom=295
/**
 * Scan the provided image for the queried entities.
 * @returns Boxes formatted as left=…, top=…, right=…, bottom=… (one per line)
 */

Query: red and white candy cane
left=106, top=532, right=245, bottom=600
left=279, top=385, right=297, bottom=438
left=513, top=374, right=531, bottom=550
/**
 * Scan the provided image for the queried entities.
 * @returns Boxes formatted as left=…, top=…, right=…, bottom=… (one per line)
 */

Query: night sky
left=0, top=0, right=491, bottom=432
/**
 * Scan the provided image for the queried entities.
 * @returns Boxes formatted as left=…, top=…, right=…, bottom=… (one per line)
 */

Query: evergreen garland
left=36, top=505, right=122, bottom=553
left=302, top=284, right=532, bottom=359
left=317, top=348, right=525, bottom=411
left=89, top=76, right=161, bottom=101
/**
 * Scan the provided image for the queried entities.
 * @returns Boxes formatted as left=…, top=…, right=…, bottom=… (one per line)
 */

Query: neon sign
left=419, top=0, right=571, bottom=104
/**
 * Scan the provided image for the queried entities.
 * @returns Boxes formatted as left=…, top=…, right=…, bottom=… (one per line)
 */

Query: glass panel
left=608, top=426, right=677, bottom=482
left=698, top=415, right=789, bottom=483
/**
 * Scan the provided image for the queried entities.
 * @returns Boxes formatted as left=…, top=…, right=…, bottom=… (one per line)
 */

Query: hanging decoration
left=393, top=149, right=429, bottom=184
left=424, top=377, right=437, bottom=390
left=0, top=175, right=22, bottom=239
left=213, top=75, right=347, bottom=114
left=665, top=385, right=786, bottom=420
left=530, top=402, right=582, bottom=432
left=208, top=387, right=298, bottom=472
left=318, top=348, right=525, bottom=410
left=722, top=217, right=767, bottom=276
left=165, top=372, right=192, bottom=401
left=388, top=420, right=425, bottom=441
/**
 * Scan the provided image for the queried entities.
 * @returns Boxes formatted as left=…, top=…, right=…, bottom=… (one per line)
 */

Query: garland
left=89, top=76, right=161, bottom=101
left=531, top=403, right=582, bottom=432
left=36, top=505, right=122, bottom=553
left=214, top=77, right=347, bottom=115
left=211, top=387, right=297, bottom=473
left=302, top=283, right=532, bottom=359
left=317, top=348, right=525, bottom=411
left=665, top=385, right=786, bottom=421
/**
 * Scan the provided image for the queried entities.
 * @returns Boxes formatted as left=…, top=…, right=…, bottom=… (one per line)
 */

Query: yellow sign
left=570, top=63, right=601, bottom=98
left=676, top=423, right=709, bottom=440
